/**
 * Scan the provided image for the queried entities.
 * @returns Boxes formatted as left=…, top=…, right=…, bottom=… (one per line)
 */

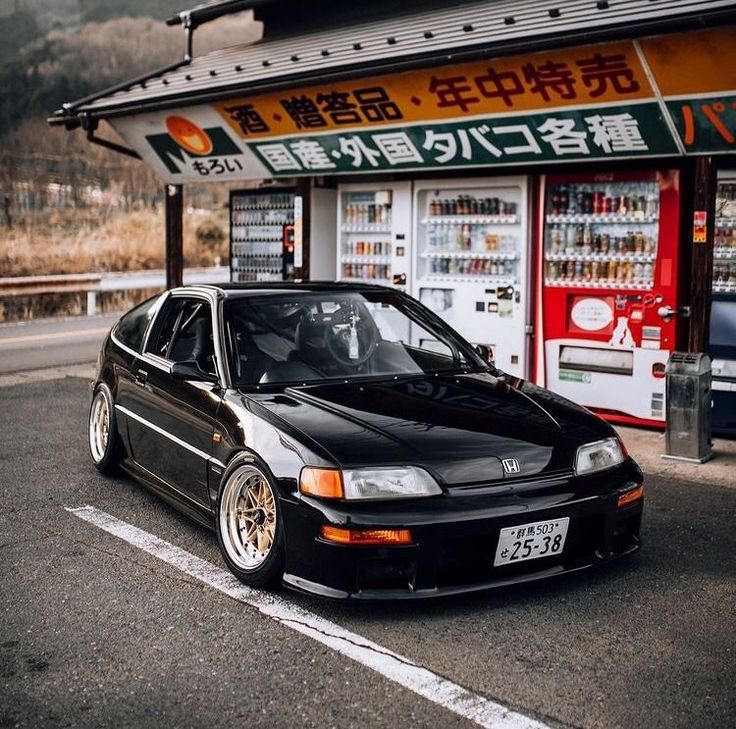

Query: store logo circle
left=165, top=116, right=213, bottom=155
left=570, top=298, right=613, bottom=332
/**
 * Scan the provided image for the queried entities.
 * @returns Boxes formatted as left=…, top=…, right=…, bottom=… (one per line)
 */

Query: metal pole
left=687, top=156, right=716, bottom=352
left=165, top=184, right=184, bottom=289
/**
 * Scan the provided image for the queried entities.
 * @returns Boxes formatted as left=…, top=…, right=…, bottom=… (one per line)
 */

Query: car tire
left=88, top=382, right=123, bottom=474
left=216, top=456, right=285, bottom=587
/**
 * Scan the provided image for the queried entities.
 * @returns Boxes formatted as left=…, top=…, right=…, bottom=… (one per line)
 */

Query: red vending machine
left=536, top=170, right=681, bottom=427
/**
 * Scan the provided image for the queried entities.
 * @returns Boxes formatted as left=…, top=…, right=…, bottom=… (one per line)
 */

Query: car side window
left=115, top=296, right=159, bottom=352
left=147, top=298, right=216, bottom=375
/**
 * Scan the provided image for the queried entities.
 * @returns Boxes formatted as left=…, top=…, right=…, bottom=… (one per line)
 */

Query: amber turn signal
left=299, top=467, right=344, bottom=499
left=618, top=484, right=644, bottom=507
left=320, top=526, right=414, bottom=546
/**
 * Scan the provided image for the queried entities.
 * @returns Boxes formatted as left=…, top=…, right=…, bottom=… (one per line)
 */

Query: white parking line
left=67, top=505, right=550, bottom=729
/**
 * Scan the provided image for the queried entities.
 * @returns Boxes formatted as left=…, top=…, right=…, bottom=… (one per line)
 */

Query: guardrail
left=0, top=266, right=230, bottom=315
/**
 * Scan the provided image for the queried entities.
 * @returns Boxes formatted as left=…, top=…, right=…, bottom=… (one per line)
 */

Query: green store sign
left=247, top=102, right=679, bottom=176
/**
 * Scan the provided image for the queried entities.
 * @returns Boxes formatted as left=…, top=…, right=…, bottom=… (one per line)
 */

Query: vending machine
left=537, top=170, right=682, bottom=427
left=711, top=171, right=736, bottom=437
left=336, top=182, right=412, bottom=290
left=230, top=188, right=298, bottom=282
left=412, top=177, right=531, bottom=379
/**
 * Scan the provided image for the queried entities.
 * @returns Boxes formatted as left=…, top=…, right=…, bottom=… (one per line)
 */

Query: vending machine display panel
left=413, top=177, right=531, bottom=379
left=336, top=182, right=411, bottom=290
left=711, top=172, right=736, bottom=437
left=539, top=170, right=682, bottom=427
left=230, top=188, right=296, bottom=282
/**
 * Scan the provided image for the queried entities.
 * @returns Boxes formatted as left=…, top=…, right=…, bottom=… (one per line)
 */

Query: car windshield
left=223, top=289, right=486, bottom=388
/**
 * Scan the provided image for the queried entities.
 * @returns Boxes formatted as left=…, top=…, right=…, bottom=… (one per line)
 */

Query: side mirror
left=171, top=360, right=219, bottom=384
left=474, top=344, right=495, bottom=366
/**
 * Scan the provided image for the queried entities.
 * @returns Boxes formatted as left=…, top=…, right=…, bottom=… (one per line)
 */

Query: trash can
left=663, top=352, right=713, bottom=463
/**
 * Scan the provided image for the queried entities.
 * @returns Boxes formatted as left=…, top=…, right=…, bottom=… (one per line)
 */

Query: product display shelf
left=421, top=215, right=519, bottom=226
left=341, top=255, right=391, bottom=264
left=341, top=223, right=391, bottom=234
left=546, top=252, right=655, bottom=263
left=546, top=213, right=659, bottom=225
left=422, top=274, right=518, bottom=285
left=544, top=279, right=654, bottom=290
left=421, top=251, right=518, bottom=260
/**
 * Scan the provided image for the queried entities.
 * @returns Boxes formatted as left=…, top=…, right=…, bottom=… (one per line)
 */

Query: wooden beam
left=165, top=184, right=184, bottom=289
left=687, top=157, right=716, bottom=353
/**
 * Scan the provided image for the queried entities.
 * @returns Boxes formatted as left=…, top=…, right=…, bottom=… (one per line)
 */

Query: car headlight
left=300, top=466, right=442, bottom=500
left=575, top=437, right=626, bottom=476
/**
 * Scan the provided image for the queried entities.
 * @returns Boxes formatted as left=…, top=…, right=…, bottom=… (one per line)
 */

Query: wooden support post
left=165, top=184, right=184, bottom=289
left=688, top=157, right=716, bottom=353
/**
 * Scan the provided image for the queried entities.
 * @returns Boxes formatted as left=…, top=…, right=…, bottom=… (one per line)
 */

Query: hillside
left=0, top=1, right=261, bottom=296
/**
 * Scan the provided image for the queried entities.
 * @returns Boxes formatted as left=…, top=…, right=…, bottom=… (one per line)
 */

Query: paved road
left=0, top=315, right=117, bottom=374
left=1, top=374, right=734, bottom=729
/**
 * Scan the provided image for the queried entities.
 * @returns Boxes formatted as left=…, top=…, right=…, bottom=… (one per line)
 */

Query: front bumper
left=280, top=462, right=644, bottom=600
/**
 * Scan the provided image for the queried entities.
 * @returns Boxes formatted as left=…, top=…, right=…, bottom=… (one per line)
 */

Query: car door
left=125, top=293, right=222, bottom=507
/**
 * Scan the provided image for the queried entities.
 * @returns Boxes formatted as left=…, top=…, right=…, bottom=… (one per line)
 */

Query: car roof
left=174, top=281, right=399, bottom=299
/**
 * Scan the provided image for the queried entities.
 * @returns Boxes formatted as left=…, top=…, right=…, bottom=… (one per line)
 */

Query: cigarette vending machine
left=336, top=182, right=412, bottom=290
left=413, top=177, right=531, bottom=378
left=710, top=171, right=736, bottom=437
left=537, top=170, right=682, bottom=427
left=230, top=188, right=298, bottom=282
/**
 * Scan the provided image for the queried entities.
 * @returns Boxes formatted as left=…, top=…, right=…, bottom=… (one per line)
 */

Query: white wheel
left=219, top=464, right=278, bottom=571
left=89, top=390, right=110, bottom=464
left=88, top=383, right=122, bottom=474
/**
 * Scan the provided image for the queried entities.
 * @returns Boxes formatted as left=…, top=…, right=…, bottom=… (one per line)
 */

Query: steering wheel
left=323, top=305, right=378, bottom=367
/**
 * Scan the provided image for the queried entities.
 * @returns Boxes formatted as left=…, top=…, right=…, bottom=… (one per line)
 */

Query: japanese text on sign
left=248, top=106, right=675, bottom=176
left=214, top=42, right=651, bottom=140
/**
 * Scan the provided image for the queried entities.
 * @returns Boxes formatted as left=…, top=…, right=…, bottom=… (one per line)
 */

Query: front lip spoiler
left=282, top=541, right=640, bottom=601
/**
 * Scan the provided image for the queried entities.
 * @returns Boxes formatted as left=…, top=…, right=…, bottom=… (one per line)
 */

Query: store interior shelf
left=546, top=213, right=658, bottom=224
left=341, top=255, right=391, bottom=264
left=714, top=247, right=736, bottom=259
left=545, top=279, right=653, bottom=290
left=341, top=224, right=391, bottom=233
left=545, top=251, right=655, bottom=263
left=421, top=251, right=518, bottom=260
left=421, top=215, right=518, bottom=226
left=420, top=275, right=518, bottom=286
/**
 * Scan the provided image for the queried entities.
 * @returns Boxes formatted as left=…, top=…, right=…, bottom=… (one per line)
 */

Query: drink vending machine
left=336, top=182, right=412, bottom=289
left=412, top=177, right=531, bottom=379
left=537, top=170, right=682, bottom=427
left=230, top=188, right=298, bottom=282
left=710, top=171, right=736, bottom=437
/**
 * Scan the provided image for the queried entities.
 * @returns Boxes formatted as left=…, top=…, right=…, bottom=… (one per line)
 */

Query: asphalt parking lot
left=1, top=374, right=735, bottom=729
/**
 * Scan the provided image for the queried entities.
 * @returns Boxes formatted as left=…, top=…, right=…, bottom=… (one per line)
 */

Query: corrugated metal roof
left=55, top=0, right=736, bottom=120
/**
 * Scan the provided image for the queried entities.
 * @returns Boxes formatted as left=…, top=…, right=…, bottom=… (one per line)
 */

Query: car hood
left=245, top=372, right=614, bottom=485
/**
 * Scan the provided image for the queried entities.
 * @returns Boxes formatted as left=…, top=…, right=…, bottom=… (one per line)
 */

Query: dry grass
left=0, top=207, right=229, bottom=277
left=0, top=207, right=229, bottom=321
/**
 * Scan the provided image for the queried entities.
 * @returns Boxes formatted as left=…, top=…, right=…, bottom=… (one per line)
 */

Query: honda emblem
left=502, top=458, right=520, bottom=474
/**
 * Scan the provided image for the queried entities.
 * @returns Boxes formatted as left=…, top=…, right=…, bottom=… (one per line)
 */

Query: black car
left=88, top=282, right=643, bottom=599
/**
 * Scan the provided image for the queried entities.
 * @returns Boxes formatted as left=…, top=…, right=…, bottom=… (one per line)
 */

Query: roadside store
left=50, top=0, right=736, bottom=432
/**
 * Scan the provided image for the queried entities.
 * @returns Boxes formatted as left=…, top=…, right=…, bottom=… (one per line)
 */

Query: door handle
left=134, top=368, right=148, bottom=386
left=657, top=305, right=690, bottom=322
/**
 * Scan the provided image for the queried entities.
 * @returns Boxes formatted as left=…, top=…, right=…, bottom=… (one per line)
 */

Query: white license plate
left=493, top=517, right=570, bottom=567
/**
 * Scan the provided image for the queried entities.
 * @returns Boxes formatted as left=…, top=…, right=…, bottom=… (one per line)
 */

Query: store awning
left=50, top=0, right=736, bottom=127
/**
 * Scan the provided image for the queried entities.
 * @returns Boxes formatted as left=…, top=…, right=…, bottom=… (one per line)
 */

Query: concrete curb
left=616, top=425, right=736, bottom=490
